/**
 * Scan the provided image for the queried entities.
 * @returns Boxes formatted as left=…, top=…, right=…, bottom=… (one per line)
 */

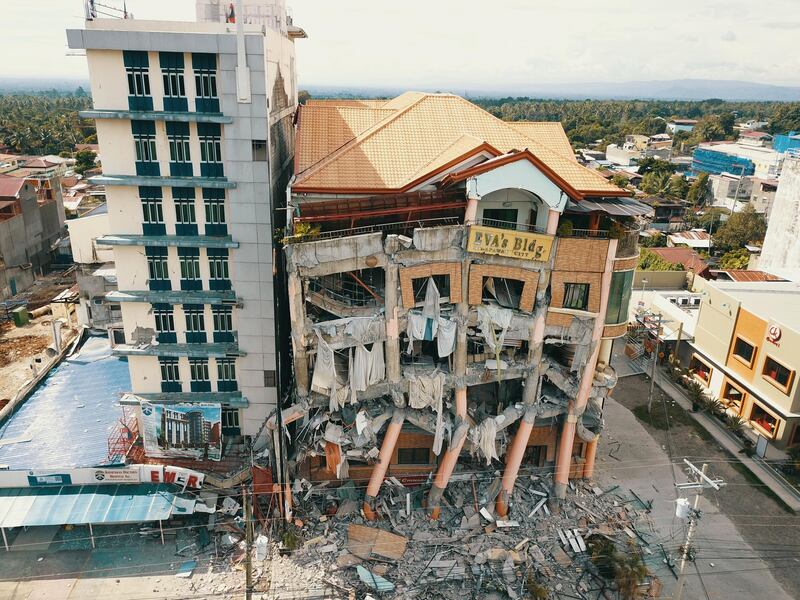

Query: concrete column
left=287, top=272, right=309, bottom=396
left=546, top=209, right=560, bottom=235
left=554, top=239, right=618, bottom=499
left=582, top=435, right=600, bottom=479
left=496, top=407, right=535, bottom=517
left=384, top=263, right=401, bottom=383
left=363, top=409, right=405, bottom=520
left=465, top=196, right=479, bottom=224
left=428, top=387, right=468, bottom=519
left=597, top=338, right=613, bottom=370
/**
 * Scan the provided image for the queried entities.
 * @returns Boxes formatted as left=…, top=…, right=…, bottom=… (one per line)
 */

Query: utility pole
left=243, top=485, right=253, bottom=600
left=674, top=460, right=726, bottom=600
left=647, top=313, right=662, bottom=414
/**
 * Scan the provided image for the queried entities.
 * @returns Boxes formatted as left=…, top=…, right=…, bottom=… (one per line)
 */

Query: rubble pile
left=266, top=471, right=664, bottom=599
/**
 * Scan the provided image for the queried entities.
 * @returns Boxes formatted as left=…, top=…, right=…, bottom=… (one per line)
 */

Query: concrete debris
left=261, top=470, right=661, bottom=599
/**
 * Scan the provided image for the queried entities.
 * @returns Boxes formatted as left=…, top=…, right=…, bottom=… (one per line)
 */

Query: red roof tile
left=648, top=247, right=710, bottom=276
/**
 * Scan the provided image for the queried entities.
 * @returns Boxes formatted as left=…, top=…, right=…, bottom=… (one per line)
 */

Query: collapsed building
left=276, top=93, right=649, bottom=518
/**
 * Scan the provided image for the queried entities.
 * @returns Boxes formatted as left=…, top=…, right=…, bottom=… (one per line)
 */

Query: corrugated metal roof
left=565, top=197, right=654, bottom=217
left=0, top=335, right=131, bottom=470
left=0, top=484, right=195, bottom=528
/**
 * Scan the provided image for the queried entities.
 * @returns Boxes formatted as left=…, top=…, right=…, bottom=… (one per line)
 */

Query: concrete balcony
left=98, top=234, right=238, bottom=249
left=112, top=342, right=245, bottom=358
left=121, top=391, right=248, bottom=407
left=80, top=109, right=233, bottom=124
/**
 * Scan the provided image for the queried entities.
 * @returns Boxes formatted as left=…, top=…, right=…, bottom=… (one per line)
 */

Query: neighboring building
left=67, top=1, right=306, bottom=459
left=605, top=143, right=640, bottom=166
left=282, top=92, right=646, bottom=516
left=773, top=132, right=800, bottom=155
left=67, top=203, right=120, bottom=330
left=690, top=279, right=800, bottom=449
left=738, top=120, right=769, bottom=132
left=667, top=229, right=712, bottom=250
left=692, top=142, right=783, bottom=178
left=749, top=177, right=779, bottom=218
left=737, top=131, right=772, bottom=147
left=647, top=246, right=711, bottom=279
left=708, top=172, right=754, bottom=212
left=606, top=134, right=672, bottom=166
left=0, top=175, right=66, bottom=298
left=639, top=195, right=688, bottom=231
left=759, top=156, right=800, bottom=271
left=667, top=119, right=697, bottom=133
left=712, top=269, right=786, bottom=283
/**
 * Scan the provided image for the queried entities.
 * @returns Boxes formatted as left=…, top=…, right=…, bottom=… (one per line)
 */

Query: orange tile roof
left=294, top=92, right=624, bottom=198
left=508, top=122, right=576, bottom=161
left=304, top=99, right=389, bottom=108
left=717, top=270, right=786, bottom=282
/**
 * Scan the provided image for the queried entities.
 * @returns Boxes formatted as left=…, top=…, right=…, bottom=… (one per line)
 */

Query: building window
left=732, top=336, right=756, bottom=368
left=173, top=188, right=197, bottom=236
left=749, top=401, right=779, bottom=438
left=208, top=249, right=230, bottom=290
left=160, top=52, right=187, bottom=111
left=217, top=358, right=237, bottom=391
left=146, top=247, right=170, bottom=291
left=124, top=50, right=152, bottom=110
left=762, top=356, right=794, bottom=394
left=482, top=207, right=518, bottom=229
left=199, top=123, right=223, bottom=177
left=183, top=304, right=206, bottom=343
left=159, top=358, right=181, bottom=392
left=140, top=186, right=165, bottom=235
left=412, top=275, right=450, bottom=304
left=721, top=380, right=745, bottom=412
left=397, top=447, right=431, bottom=465
left=482, top=276, right=524, bottom=310
left=166, top=122, right=192, bottom=176
left=153, top=304, right=176, bottom=343
left=563, top=283, right=590, bottom=311
left=178, top=248, right=201, bottom=291
left=221, top=408, right=240, bottom=434
left=193, top=53, right=219, bottom=112
left=212, top=306, right=234, bottom=342
left=189, top=359, right=211, bottom=392
left=689, top=354, right=712, bottom=386
left=252, top=140, right=268, bottom=161
left=264, top=370, right=277, bottom=387
left=203, top=189, right=227, bottom=236
left=132, top=121, right=158, bottom=176
left=605, top=270, right=634, bottom=325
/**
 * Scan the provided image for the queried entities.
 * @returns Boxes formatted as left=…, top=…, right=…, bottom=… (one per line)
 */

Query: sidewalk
left=653, top=370, right=800, bottom=512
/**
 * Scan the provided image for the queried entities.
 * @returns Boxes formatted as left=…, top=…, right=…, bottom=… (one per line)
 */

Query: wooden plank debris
left=528, top=497, right=547, bottom=518
left=347, top=524, right=408, bottom=561
left=572, top=529, right=587, bottom=552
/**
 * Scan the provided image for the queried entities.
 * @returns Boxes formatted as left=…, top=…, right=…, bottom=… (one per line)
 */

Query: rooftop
left=0, top=175, right=25, bottom=199
left=647, top=247, right=710, bottom=275
left=698, top=142, right=783, bottom=163
left=713, top=269, right=786, bottom=283
left=0, top=335, right=131, bottom=470
left=294, top=93, right=624, bottom=198
left=711, top=280, right=800, bottom=332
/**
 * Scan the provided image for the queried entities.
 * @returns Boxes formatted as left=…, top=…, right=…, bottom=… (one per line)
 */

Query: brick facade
left=468, top=263, right=539, bottom=312
left=613, top=256, right=638, bottom=272
left=399, top=262, right=462, bottom=309
left=550, top=271, right=603, bottom=312
left=546, top=311, right=574, bottom=328
left=553, top=238, right=611, bottom=273
left=602, top=323, right=628, bottom=338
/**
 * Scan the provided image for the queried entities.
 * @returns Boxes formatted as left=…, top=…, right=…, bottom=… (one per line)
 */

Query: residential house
left=708, top=172, right=754, bottom=212
left=692, top=142, right=783, bottom=178
left=667, top=229, right=712, bottom=250
left=749, top=178, right=779, bottom=219
left=667, top=119, right=697, bottom=133
left=647, top=247, right=711, bottom=280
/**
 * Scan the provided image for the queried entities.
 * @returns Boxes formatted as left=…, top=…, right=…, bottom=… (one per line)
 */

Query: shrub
left=725, top=414, right=745, bottom=437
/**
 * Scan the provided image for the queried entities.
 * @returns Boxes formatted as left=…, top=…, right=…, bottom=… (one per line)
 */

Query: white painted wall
left=96, top=120, right=137, bottom=176
left=478, top=188, right=549, bottom=231
left=86, top=50, right=128, bottom=110
left=469, top=160, right=568, bottom=213
left=67, top=212, right=114, bottom=264
left=759, top=157, right=800, bottom=271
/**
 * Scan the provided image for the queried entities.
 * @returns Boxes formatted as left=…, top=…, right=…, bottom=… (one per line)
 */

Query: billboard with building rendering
left=139, top=402, right=222, bottom=461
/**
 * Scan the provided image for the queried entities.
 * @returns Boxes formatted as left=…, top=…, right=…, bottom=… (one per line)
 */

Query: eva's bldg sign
left=467, top=225, right=554, bottom=261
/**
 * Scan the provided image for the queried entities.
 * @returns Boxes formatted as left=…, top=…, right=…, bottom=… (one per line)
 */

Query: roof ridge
left=295, top=93, right=432, bottom=181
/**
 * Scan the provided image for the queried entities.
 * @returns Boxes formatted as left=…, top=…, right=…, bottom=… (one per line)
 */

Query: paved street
left=606, top=375, right=800, bottom=599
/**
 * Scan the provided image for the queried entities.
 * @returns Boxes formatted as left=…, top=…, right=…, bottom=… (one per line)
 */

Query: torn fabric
left=408, top=372, right=446, bottom=410
left=473, top=418, right=499, bottom=465
left=436, top=317, right=457, bottom=357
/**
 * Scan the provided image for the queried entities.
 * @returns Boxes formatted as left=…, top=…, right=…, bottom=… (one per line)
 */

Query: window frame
left=199, top=136, right=223, bottom=164
left=689, top=353, right=713, bottom=386
left=762, top=355, right=795, bottom=395
left=168, top=134, right=192, bottom=164
left=179, top=254, right=201, bottom=281
left=142, top=197, right=164, bottom=224
left=731, top=335, right=757, bottom=368
left=134, top=134, right=158, bottom=163
left=217, top=358, right=236, bottom=382
left=174, top=198, right=197, bottom=225
left=195, top=71, right=218, bottom=99
left=748, top=400, right=781, bottom=439
left=126, top=67, right=151, bottom=97
left=396, top=447, right=432, bottom=465
left=153, top=306, right=175, bottom=334
left=184, top=306, right=205, bottom=333
left=212, top=306, right=233, bottom=333
left=162, top=69, right=186, bottom=98
left=159, top=358, right=180, bottom=383
left=189, top=359, right=210, bottom=382
left=563, top=282, right=590, bottom=311
left=721, top=379, right=746, bottom=413
left=208, top=253, right=230, bottom=281
left=204, top=198, right=226, bottom=224
left=222, top=408, right=240, bottom=429
left=147, top=254, right=169, bottom=282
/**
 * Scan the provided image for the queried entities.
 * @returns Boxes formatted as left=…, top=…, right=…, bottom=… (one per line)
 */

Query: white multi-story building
left=67, top=1, right=305, bottom=454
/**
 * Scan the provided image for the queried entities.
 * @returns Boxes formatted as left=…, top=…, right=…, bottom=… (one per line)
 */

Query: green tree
left=669, top=174, right=689, bottom=199
left=611, top=173, right=630, bottom=188
left=639, top=232, right=667, bottom=248
left=718, top=248, right=751, bottom=269
left=298, top=90, right=311, bottom=105
left=719, top=112, right=736, bottom=136
left=685, top=207, right=729, bottom=233
left=641, top=172, right=686, bottom=198
left=693, top=115, right=726, bottom=142
left=713, top=204, right=767, bottom=252
left=638, top=249, right=684, bottom=271
left=769, top=103, right=800, bottom=134
left=636, top=157, right=675, bottom=176
left=74, top=149, right=97, bottom=175
left=687, top=172, right=710, bottom=205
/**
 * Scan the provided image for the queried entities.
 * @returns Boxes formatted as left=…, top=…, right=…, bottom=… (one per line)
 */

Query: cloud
left=720, top=31, right=737, bottom=42
left=763, top=21, right=800, bottom=29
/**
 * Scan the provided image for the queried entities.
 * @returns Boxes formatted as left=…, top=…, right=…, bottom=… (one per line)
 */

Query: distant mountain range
left=305, top=79, right=800, bottom=102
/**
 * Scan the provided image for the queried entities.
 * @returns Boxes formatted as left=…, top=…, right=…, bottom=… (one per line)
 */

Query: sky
left=2, top=0, right=800, bottom=89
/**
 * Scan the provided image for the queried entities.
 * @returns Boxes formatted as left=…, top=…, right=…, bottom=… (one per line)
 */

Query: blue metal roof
left=0, top=335, right=131, bottom=470
left=0, top=484, right=194, bottom=528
